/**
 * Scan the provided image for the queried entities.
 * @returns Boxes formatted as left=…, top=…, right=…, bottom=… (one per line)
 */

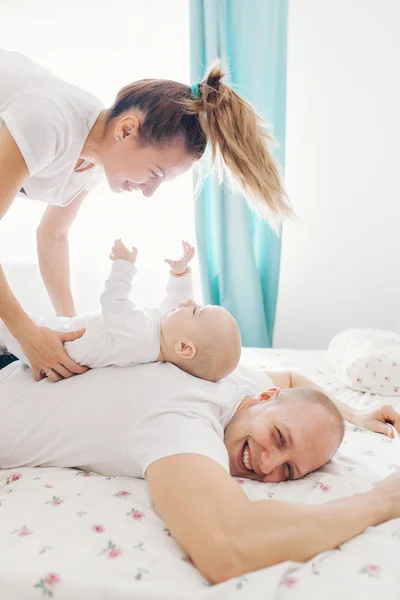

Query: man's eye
left=276, top=428, right=285, bottom=447
left=286, top=463, right=294, bottom=480
left=193, top=307, right=196, bottom=315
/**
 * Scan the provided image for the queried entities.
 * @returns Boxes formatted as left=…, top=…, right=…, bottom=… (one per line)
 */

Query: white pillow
left=328, top=329, right=400, bottom=396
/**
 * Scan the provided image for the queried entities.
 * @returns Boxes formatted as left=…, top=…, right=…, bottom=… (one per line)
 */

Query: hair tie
left=190, top=83, right=201, bottom=99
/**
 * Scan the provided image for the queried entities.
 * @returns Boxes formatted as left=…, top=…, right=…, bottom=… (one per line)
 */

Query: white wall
left=0, top=0, right=199, bottom=316
left=274, top=0, right=400, bottom=349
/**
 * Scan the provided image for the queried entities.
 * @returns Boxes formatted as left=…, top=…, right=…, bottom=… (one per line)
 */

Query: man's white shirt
left=0, top=361, right=272, bottom=477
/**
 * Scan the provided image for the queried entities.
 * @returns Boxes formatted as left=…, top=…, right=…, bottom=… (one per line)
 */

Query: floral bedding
left=0, top=348, right=399, bottom=599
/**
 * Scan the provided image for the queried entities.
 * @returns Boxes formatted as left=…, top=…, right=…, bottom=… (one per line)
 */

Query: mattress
left=0, top=348, right=399, bottom=599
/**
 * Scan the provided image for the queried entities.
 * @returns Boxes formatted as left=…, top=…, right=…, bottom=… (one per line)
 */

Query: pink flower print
left=313, top=481, right=331, bottom=493
left=12, top=525, right=33, bottom=537
left=44, top=573, right=60, bottom=586
left=99, top=540, right=122, bottom=559
left=134, top=568, right=149, bottom=580
left=320, top=484, right=330, bottom=492
left=45, top=495, right=64, bottom=506
left=394, top=387, right=399, bottom=393
left=236, top=479, right=244, bottom=485
left=282, top=576, right=299, bottom=588
left=92, top=524, right=105, bottom=534
left=356, top=377, right=362, bottom=383
left=115, top=490, right=130, bottom=498
left=75, top=469, right=94, bottom=477
left=393, top=362, right=397, bottom=367
left=364, top=363, right=369, bottom=368
left=34, top=572, right=61, bottom=596
left=358, top=563, right=381, bottom=578
left=385, top=376, right=390, bottom=382
left=6, top=473, right=22, bottom=485
left=44, top=484, right=53, bottom=489
left=127, top=508, right=145, bottom=521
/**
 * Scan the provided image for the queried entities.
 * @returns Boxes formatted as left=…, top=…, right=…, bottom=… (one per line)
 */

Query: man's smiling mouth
left=239, top=441, right=254, bottom=472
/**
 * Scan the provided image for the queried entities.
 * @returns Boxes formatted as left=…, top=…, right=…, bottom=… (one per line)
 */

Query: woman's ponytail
left=188, top=62, right=293, bottom=226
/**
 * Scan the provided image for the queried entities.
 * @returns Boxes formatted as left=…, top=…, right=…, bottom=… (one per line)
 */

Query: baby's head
left=160, top=300, right=241, bottom=382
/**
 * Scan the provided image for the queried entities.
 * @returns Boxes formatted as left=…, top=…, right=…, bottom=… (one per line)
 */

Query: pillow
left=328, top=329, right=400, bottom=396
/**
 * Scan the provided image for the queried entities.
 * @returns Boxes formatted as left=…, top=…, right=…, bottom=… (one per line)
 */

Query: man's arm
left=147, top=454, right=400, bottom=584
left=36, top=192, right=87, bottom=317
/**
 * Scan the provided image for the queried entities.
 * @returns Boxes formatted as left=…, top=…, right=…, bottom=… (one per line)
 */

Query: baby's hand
left=109, top=239, right=137, bottom=264
left=164, top=240, right=195, bottom=276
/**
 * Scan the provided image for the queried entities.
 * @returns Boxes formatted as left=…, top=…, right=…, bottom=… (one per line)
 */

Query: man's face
left=224, top=390, right=341, bottom=483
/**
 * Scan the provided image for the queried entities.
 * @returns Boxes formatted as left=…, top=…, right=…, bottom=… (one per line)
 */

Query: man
left=1, top=360, right=399, bottom=584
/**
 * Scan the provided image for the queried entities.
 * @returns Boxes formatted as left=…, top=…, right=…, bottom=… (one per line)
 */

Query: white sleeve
left=100, top=260, right=153, bottom=342
left=159, top=269, right=194, bottom=313
left=0, top=94, right=67, bottom=176
left=128, top=411, right=230, bottom=477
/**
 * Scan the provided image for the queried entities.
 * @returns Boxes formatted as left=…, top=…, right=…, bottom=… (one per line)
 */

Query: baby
left=0, top=240, right=242, bottom=382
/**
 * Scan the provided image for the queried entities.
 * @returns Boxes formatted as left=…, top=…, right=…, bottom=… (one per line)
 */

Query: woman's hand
left=19, top=325, right=88, bottom=383
left=349, top=404, right=400, bottom=437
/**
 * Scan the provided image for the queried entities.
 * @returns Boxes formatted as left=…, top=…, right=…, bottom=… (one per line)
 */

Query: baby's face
left=160, top=299, right=208, bottom=343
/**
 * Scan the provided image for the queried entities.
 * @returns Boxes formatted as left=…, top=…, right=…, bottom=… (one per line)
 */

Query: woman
left=0, top=49, right=291, bottom=382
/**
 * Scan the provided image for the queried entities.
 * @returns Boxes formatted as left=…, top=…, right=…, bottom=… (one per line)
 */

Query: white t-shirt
left=0, top=49, right=105, bottom=205
left=0, top=361, right=272, bottom=477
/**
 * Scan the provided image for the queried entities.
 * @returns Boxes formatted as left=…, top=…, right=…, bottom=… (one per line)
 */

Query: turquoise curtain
left=190, top=0, right=288, bottom=347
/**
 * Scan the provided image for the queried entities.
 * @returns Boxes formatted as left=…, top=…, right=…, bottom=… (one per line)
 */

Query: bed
left=1, top=347, right=399, bottom=599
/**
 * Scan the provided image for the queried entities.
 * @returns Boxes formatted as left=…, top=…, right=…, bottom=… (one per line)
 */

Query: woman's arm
left=0, top=124, right=34, bottom=335
left=147, top=454, right=400, bottom=584
left=36, top=192, right=87, bottom=317
left=0, top=125, right=87, bottom=381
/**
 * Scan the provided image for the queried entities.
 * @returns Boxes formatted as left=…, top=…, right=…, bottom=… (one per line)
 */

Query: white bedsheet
left=1, top=348, right=400, bottom=599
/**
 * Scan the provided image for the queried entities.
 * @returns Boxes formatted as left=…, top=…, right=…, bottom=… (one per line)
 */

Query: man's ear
left=174, top=341, right=197, bottom=360
left=256, top=387, right=281, bottom=403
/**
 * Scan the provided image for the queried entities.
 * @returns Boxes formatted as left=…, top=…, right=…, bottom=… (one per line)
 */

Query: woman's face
left=102, top=114, right=195, bottom=197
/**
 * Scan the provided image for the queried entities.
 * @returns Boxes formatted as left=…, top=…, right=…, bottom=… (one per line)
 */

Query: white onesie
left=0, top=260, right=193, bottom=368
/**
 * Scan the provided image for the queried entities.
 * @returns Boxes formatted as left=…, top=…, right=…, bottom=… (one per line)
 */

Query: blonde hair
left=107, top=61, right=292, bottom=227
left=187, top=62, right=293, bottom=227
